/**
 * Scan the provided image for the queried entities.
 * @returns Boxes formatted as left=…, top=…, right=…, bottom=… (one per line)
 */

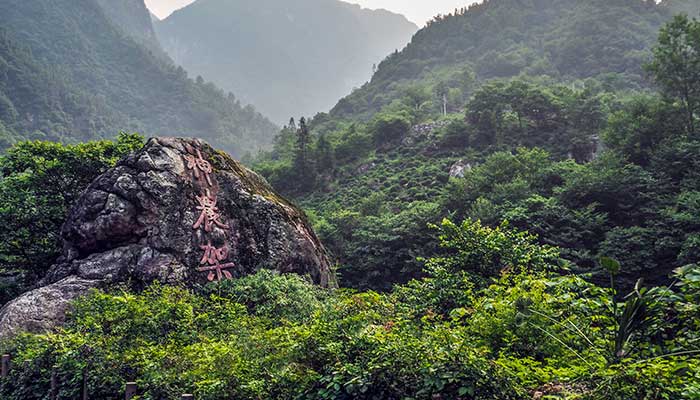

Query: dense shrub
left=0, top=134, right=144, bottom=305
left=1, top=224, right=698, bottom=400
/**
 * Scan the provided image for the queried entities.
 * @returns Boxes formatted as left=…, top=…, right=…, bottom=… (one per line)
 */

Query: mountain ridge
left=330, top=0, right=676, bottom=121
left=0, top=0, right=279, bottom=156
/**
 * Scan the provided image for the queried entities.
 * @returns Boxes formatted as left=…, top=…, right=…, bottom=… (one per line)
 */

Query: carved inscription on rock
left=183, top=146, right=235, bottom=282
left=193, top=190, right=229, bottom=233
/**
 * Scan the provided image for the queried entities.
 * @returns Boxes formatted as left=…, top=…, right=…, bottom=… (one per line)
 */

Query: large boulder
left=0, top=137, right=335, bottom=339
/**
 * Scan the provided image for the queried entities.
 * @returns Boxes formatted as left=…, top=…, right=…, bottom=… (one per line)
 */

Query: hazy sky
left=145, top=0, right=478, bottom=25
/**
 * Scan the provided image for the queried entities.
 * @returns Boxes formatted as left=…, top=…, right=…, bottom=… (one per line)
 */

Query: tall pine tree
left=315, top=133, right=334, bottom=173
left=294, top=117, right=313, bottom=190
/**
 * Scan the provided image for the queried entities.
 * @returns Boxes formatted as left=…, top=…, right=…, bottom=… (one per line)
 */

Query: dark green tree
left=293, top=117, right=313, bottom=189
left=402, top=85, right=432, bottom=118
left=314, top=133, right=334, bottom=173
left=370, top=112, right=411, bottom=147
left=646, top=15, right=700, bottom=135
left=603, top=95, right=683, bottom=166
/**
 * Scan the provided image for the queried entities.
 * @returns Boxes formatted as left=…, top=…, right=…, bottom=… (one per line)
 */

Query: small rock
left=356, top=162, right=376, bottom=174
left=0, top=276, right=99, bottom=339
left=449, top=160, right=472, bottom=178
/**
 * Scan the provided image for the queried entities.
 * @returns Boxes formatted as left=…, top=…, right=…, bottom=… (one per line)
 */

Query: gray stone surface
left=0, top=276, right=99, bottom=339
left=449, top=160, right=472, bottom=179
left=0, top=137, right=335, bottom=339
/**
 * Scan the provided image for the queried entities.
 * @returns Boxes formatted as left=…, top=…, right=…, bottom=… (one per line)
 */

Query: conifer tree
left=315, top=133, right=334, bottom=173
left=294, top=117, right=312, bottom=189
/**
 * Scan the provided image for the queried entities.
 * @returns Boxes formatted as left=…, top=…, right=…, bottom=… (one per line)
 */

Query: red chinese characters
left=193, top=189, right=229, bottom=232
left=184, top=148, right=214, bottom=186
left=184, top=145, right=236, bottom=282
left=197, top=242, right=235, bottom=282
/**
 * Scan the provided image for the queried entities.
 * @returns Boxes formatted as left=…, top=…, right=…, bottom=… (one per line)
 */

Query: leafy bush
left=3, top=268, right=697, bottom=400
left=426, top=218, right=559, bottom=279
left=0, top=134, right=144, bottom=305
left=201, top=269, right=326, bottom=324
left=369, top=112, right=411, bottom=146
left=2, top=231, right=699, bottom=400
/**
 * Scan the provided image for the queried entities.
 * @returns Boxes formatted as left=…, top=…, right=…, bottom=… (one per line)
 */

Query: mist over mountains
left=154, top=0, right=418, bottom=123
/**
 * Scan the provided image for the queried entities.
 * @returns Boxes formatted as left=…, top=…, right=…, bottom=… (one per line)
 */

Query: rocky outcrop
left=401, top=121, right=449, bottom=146
left=0, top=277, right=99, bottom=338
left=0, top=137, right=335, bottom=339
left=449, top=160, right=472, bottom=179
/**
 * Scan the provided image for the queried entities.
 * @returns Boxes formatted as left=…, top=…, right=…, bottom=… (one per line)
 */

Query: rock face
left=449, top=160, right=472, bottom=179
left=0, top=137, right=335, bottom=339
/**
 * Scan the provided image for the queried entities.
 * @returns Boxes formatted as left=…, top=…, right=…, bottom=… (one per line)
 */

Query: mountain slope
left=252, top=0, right=700, bottom=291
left=331, top=0, right=677, bottom=120
left=155, top=0, right=418, bottom=123
left=0, top=29, right=119, bottom=148
left=95, top=0, right=163, bottom=54
left=0, top=0, right=278, bottom=155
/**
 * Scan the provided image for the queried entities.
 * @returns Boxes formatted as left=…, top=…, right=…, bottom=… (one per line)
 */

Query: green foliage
left=2, top=257, right=698, bottom=399
left=246, top=0, right=700, bottom=294
left=0, top=134, right=145, bottom=305
left=426, top=219, right=559, bottom=279
left=331, top=0, right=670, bottom=120
left=0, top=29, right=114, bottom=149
left=201, top=269, right=326, bottom=325
left=603, top=94, right=684, bottom=166
left=438, top=118, right=470, bottom=148
left=3, top=4, right=700, bottom=399
left=466, top=80, right=608, bottom=159
left=369, top=112, right=411, bottom=146
left=331, top=200, right=441, bottom=291
left=256, top=75, right=699, bottom=290
left=646, top=14, right=700, bottom=134
left=440, top=139, right=699, bottom=288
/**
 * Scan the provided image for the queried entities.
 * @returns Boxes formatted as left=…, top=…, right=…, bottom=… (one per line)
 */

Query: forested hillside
left=0, top=30, right=116, bottom=148
left=253, top=0, right=700, bottom=291
left=0, top=0, right=278, bottom=155
left=94, top=0, right=163, bottom=54
left=155, top=0, right=418, bottom=122
left=332, top=0, right=676, bottom=120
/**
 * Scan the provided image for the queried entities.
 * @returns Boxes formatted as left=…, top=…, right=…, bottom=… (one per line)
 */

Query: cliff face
left=95, top=0, right=162, bottom=53
left=0, top=138, right=335, bottom=339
